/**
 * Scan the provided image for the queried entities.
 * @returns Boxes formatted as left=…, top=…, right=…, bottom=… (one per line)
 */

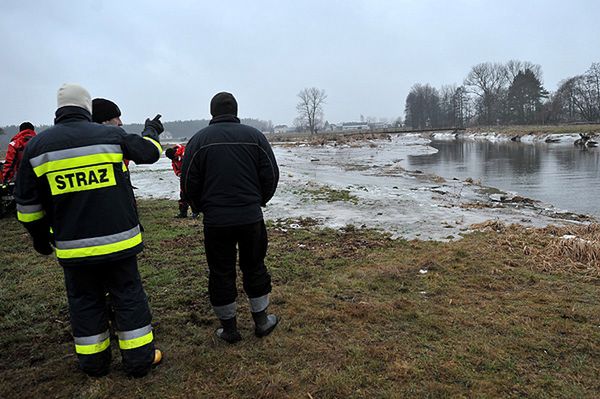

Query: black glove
left=33, top=239, right=53, bottom=256
left=144, top=114, right=164, bottom=135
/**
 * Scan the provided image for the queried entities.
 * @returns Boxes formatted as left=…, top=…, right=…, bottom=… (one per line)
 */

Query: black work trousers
left=204, top=220, right=272, bottom=307
left=178, top=190, right=189, bottom=214
left=62, top=255, right=155, bottom=377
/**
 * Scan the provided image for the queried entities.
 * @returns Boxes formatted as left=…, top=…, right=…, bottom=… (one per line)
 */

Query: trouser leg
left=204, top=225, right=238, bottom=313
left=238, top=220, right=272, bottom=305
left=178, top=191, right=189, bottom=217
left=106, top=256, right=155, bottom=377
left=63, top=264, right=111, bottom=377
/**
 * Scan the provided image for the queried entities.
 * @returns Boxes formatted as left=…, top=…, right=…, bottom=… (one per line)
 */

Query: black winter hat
left=19, top=122, right=34, bottom=131
left=165, top=147, right=176, bottom=159
left=92, top=98, right=121, bottom=123
left=210, top=92, right=238, bottom=117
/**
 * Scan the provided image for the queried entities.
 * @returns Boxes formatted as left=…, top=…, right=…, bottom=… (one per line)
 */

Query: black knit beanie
left=210, top=92, right=238, bottom=117
left=165, top=147, right=176, bottom=159
left=92, top=98, right=121, bottom=123
left=19, top=122, right=34, bottom=131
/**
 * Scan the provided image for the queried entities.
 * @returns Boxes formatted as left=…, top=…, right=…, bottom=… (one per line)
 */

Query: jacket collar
left=13, top=129, right=36, bottom=139
left=209, top=114, right=240, bottom=125
left=54, top=106, right=92, bottom=124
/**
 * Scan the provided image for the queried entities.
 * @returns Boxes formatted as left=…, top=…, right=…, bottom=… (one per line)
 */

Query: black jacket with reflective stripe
left=15, top=107, right=162, bottom=265
left=181, top=115, right=279, bottom=226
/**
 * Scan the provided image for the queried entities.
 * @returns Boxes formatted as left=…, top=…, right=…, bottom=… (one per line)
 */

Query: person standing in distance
left=1, top=121, right=37, bottom=183
left=165, top=144, right=197, bottom=218
left=15, top=83, right=165, bottom=377
left=181, top=92, right=279, bottom=343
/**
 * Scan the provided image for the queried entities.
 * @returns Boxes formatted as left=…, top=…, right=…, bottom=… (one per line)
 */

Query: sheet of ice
left=129, top=134, right=589, bottom=240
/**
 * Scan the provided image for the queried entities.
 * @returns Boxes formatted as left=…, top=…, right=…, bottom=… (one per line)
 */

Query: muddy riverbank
left=132, top=133, right=594, bottom=240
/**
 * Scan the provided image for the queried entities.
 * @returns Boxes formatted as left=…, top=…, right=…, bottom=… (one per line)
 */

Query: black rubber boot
left=175, top=203, right=188, bottom=218
left=252, top=310, right=279, bottom=338
left=216, top=317, right=242, bottom=343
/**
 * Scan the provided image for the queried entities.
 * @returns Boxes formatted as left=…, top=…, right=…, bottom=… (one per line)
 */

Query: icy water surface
left=129, top=134, right=592, bottom=240
left=407, top=139, right=600, bottom=218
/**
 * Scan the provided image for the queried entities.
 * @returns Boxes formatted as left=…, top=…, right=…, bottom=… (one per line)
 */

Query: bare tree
left=404, top=83, right=441, bottom=129
left=464, top=62, right=509, bottom=125
left=439, top=84, right=457, bottom=127
left=586, top=62, right=600, bottom=117
left=572, top=74, right=600, bottom=121
left=552, top=70, right=600, bottom=123
left=296, top=87, right=327, bottom=134
left=505, top=59, right=543, bottom=82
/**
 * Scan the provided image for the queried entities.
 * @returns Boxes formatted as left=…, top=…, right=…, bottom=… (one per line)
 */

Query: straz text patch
left=47, top=164, right=116, bottom=195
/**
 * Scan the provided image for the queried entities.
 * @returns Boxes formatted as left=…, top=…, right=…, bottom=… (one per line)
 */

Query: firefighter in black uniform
left=15, top=83, right=164, bottom=377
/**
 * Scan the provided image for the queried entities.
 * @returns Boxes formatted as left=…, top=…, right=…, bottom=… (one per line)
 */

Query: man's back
left=182, top=115, right=278, bottom=227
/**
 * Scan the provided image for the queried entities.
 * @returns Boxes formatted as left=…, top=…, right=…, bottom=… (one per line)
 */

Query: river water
left=406, top=139, right=600, bottom=218
left=131, top=134, right=595, bottom=240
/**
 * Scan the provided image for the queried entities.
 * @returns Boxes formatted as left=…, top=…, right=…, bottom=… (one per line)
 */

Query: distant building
left=341, top=122, right=370, bottom=131
left=273, top=124, right=288, bottom=133
left=368, top=122, right=391, bottom=130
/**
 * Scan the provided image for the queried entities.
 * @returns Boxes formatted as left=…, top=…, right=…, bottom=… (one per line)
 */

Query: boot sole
left=215, top=329, right=242, bottom=344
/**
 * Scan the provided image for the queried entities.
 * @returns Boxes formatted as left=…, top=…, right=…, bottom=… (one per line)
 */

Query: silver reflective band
left=249, top=294, right=269, bottom=313
left=74, top=330, right=110, bottom=345
left=16, top=203, right=43, bottom=213
left=55, top=225, right=140, bottom=250
left=213, top=302, right=237, bottom=320
left=29, top=144, right=123, bottom=168
left=117, top=324, right=152, bottom=340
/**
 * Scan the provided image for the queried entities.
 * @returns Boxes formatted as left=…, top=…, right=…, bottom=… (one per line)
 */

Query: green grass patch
left=1, top=199, right=599, bottom=398
left=294, top=184, right=360, bottom=204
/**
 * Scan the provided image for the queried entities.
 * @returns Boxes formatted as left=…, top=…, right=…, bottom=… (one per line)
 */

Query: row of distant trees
left=404, top=60, right=600, bottom=129
left=122, top=118, right=275, bottom=138
left=0, top=118, right=275, bottom=140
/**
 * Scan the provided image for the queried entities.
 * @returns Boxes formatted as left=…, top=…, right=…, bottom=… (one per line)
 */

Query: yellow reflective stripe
left=55, top=232, right=142, bottom=259
left=17, top=210, right=45, bottom=222
left=119, top=331, right=153, bottom=350
left=144, top=137, right=162, bottom=154
left=122, top=162, right=128, bottom=172
left=33, top=153, right=123, bottom=177
left=75, top=337, right=110, bottom=355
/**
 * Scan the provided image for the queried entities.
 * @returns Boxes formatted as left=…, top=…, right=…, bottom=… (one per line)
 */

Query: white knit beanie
left=57, top=83, right=92, bottom=113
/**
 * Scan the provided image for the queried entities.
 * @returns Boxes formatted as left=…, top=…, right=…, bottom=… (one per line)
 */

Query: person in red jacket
left=2, top=122, right=36, bottom=183
left=165, top=144, right=196, bottom=218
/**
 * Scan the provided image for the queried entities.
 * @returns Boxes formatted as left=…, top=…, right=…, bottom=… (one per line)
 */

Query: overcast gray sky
left=1, top=0, right=598, bottom=127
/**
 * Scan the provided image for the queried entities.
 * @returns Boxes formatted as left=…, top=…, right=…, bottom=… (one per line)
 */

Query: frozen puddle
left=129, top=134, right=591, bottom=240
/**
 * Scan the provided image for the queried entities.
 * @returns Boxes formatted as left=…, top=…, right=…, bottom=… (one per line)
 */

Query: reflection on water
left=407, top=140, right=600, bottom=217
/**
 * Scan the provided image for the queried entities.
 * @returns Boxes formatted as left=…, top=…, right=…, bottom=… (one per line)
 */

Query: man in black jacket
left=15, top=83, right=164, bottom=377
left=181, top=92, right=279, bottom=343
